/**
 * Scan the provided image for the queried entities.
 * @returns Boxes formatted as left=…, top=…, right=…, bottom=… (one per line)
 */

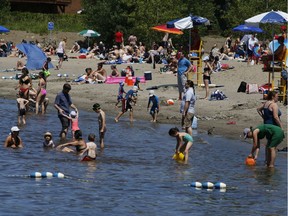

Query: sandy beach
left=0, top=31, right=287, bottom=148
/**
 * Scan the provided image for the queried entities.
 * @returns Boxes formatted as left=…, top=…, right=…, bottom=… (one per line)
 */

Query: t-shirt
left=177, top=57, right=191, bottom=76
left=148, top=95, right=159, bottom=108
left=115, top=31, right=123, bottom=43
left=125, top=89, right=136, bottom=100
left=180, top=87, right=195, bottom=114
left=54, top=91, right=72, bottom=115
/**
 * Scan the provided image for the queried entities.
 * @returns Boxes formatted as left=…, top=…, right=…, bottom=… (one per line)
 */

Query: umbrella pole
left=272, top=26, right=275, bottom=88
left=189, top=29, right=191, bottom=54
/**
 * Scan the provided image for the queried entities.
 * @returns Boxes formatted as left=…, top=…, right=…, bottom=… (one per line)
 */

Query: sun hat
left=11, top=126, right=20, bottom=132
left=243, top=128, right=251, bottom=139
left=92, top=103, right=101, bottom=110
left=171, top=51, right=176, bottom=56
left=132, top=86, right=138, bottom=91
left=149, top=90, right=154, bottom=97
left=44, top=132, right=52, bottom=138
left=70, top=110, right=77, bottom=117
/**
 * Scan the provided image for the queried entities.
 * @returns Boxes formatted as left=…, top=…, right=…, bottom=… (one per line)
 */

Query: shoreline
left=0, top=35, right=286, bottom=149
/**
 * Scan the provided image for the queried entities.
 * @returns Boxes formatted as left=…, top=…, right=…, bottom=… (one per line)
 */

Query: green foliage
left=0, top=0, right=11, bottom=24
left=0, top=0, right=286, bottom=46
left=2, top=12, right=83, bottom=34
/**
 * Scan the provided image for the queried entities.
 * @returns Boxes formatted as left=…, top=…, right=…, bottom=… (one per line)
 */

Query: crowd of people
left=2, top=26, right=286, bottom=167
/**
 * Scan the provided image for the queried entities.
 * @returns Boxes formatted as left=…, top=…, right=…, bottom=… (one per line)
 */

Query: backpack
left=237, top=81, right=247, bottom=92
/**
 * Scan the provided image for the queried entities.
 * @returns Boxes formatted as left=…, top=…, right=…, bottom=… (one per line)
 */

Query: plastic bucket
left=144, top=71, right=152, bottom=80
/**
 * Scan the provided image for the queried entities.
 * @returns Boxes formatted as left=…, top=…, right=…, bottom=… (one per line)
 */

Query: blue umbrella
left=245, top=10, right=288, bottom=24
left=16, top=43, right=53, bottom=70
left=233, top=24, right=264, bottom=33
left=0, top=25, right=10, bottom=33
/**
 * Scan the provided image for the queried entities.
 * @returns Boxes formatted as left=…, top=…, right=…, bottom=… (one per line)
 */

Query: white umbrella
left=245, top=10, right=288, bottom=79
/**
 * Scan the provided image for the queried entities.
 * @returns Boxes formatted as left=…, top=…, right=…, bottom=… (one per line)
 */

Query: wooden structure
left=266, top=49, right=287, bottom=103
left=188, top=40, right=203, bottom=86
left=9, top=0, right=81, bottom=14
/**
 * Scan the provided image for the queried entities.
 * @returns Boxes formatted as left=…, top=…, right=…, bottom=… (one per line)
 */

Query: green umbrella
left=78, top=29, right=100, bottom=46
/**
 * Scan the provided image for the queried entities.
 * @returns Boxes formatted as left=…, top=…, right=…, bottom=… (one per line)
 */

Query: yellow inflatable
left=172, top=152, right=185, bottom=161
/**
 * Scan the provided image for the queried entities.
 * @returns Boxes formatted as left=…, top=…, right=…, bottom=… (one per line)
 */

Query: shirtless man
left=92, top=63, right=107, bottom=82
left=4, top=126, right=23, bottom=148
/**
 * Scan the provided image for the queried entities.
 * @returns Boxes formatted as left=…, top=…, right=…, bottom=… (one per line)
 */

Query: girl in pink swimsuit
left=70, top=110, right=80, bottom=140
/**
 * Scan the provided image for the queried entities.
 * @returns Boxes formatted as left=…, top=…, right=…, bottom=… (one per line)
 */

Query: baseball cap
left=243, top=128, right=251, bottom=139
left=149, top=90, right=154, bottom=97
left=92, top=103, right=101, bottom=110
left=132, top=86, right=138, bottom=91
left=11, top=126, right=20, bottom=132
left=119, top=81, right=124, bottom=86
left=70, top=111, right=77, bottom=117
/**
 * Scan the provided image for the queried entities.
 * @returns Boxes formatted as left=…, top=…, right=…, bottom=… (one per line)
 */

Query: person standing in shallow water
left=92, top=103, right=106, bottom=149
left=54, top=83, right=78, bottom=140
left=243, top=124, right=284, bottom=168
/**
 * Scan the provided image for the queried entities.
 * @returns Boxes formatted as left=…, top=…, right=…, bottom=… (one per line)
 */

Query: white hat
left=149, top=90, right=154, bottom=97
left=132, top=86, right=138, bottom=91
left=11, top=126, right=20, bottom=132
left=243, top=128, right=251, bottom=139
left=70, top=111, right=77, bottom=117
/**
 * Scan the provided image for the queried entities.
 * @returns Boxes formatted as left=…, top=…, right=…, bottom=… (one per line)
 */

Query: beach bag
left=246, top=83, right=259, bottom=94
left=237, top=81, right=247, bottom=92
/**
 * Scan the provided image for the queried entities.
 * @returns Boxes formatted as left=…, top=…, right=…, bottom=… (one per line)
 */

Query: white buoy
left=41, top=172, right=53, bottom=178
left=202, top=182, right=214, bottom=189
left=53, top=172, right=65, bottom=178
left=214, top=182, right=226, bottom=189
left=191, top=182, right=202, bottom=188
left=30, top=172, right=42, bottom=178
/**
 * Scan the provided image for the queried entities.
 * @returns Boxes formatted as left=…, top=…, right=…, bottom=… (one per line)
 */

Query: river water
left=0, top=98, right=286, bottom=216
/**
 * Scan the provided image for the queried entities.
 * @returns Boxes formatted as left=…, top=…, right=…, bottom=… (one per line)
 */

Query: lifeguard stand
left=188, top=40, right=203, bottom=86
left=266, top=49, right=287, bottom=103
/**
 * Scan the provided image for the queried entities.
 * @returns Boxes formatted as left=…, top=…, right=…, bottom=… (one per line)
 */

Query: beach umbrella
left=166, top=15, right=210, bottom=29
left=166, top=14, right=210, bottom=52
left=232, top=24, right=264, bottom=33
left=78, top=29, right=101, bottom=47
left=245, top=10, right=288, bottom=80
left=16, top=43, right=53, bottom=70
left=0, top=25, right=10, bottom=33
left=151, top=24, right=183, bottom=35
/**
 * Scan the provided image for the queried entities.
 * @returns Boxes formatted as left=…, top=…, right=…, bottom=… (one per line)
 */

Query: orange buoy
left=245, top=157, right=256, bottom=166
